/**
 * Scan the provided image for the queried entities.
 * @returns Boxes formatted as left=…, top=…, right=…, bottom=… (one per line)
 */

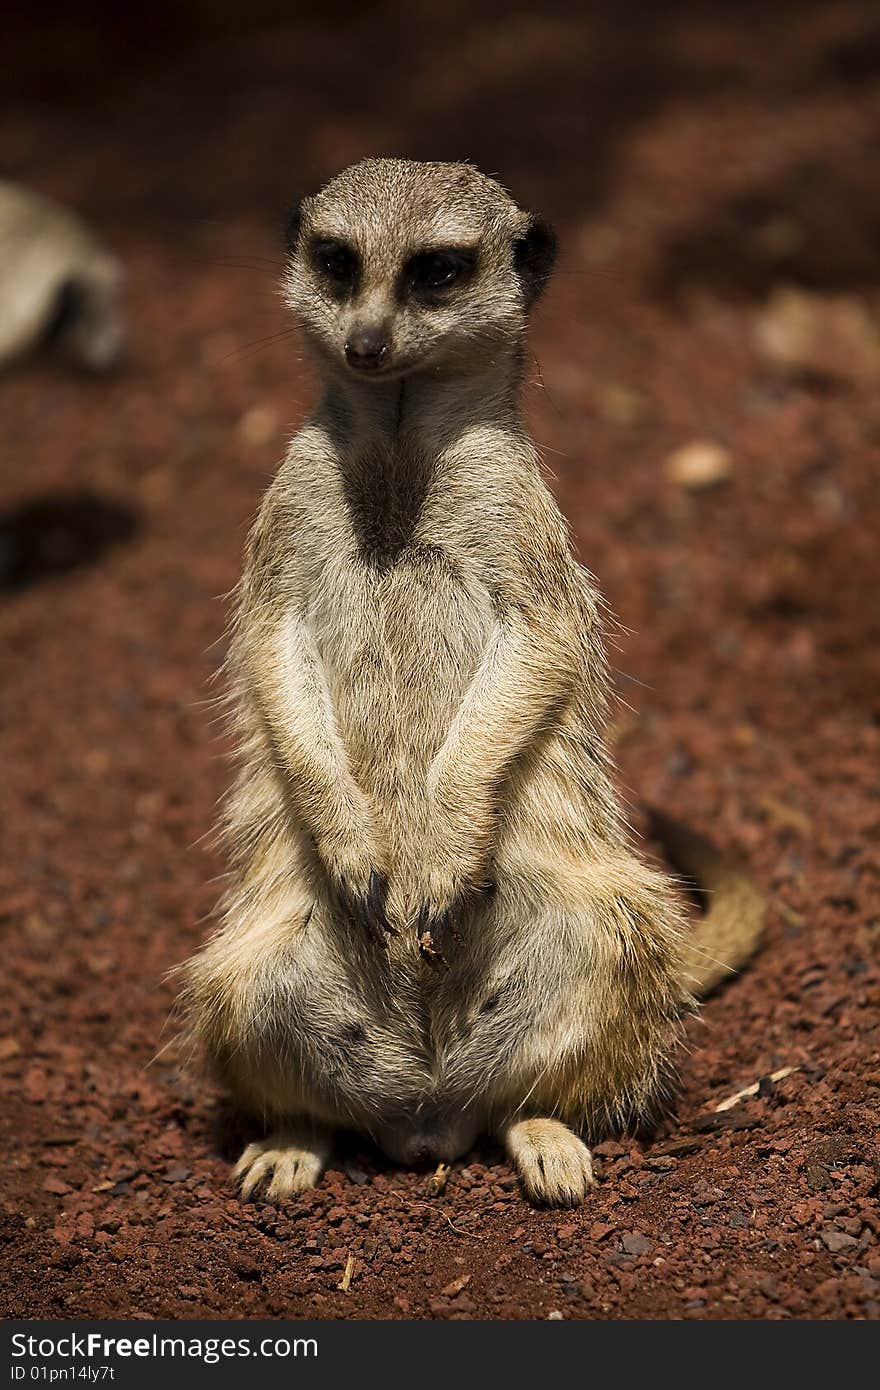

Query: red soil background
left=1, top=1, right=878, bottom=1320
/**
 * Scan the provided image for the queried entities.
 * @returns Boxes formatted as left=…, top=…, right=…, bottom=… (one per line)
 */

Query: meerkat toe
left=504, top=1118, right=595, bottom=1207
left=234, top=1127, right=329, bottom=1202
left=265, top=1149, right=322, bottom=1199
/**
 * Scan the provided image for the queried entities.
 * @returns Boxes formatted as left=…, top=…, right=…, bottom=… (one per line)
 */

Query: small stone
left=804, top=1164, right=833, bottom=1192
left=693, top=1182, right=724, bottom=1205
left=42, top=1176, right=72, bottom=1195
left=664, top=440, right=732, bottom=491
left=592, top=1140, right=627, bottom=1159
left=547, top=1309, right=564, bottom=1320
left=821, top=1229, right=858, bottom=1254
left=754, top=286, right=880, bottom=385
left=621, top=1232, right=654, bottom=1256
left=162, top=1163, right=191, bottom=1183
left=227, top=1253, right=262, bottom=1279
left=657, top=1137, right=702, bottom=1158
left=589, top=1222, right=615, bottom=1242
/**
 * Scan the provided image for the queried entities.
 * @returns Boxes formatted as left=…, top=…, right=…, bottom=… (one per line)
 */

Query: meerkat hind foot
left=503, top=1118, right=595, bottom=1208
left=234, top=1124, right=331, bottom=1202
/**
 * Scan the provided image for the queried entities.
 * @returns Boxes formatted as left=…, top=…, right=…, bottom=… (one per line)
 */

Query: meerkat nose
left=344, top=326, right=389, bottom=369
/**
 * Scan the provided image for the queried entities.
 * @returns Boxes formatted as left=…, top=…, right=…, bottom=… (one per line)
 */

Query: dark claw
left=367, top=869, right=393, bottom=932
left=336, top=870, right=394, bottom=944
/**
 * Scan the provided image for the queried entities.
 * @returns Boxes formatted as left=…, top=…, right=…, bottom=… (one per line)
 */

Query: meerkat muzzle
left=344, top=325, right=389, bottom=370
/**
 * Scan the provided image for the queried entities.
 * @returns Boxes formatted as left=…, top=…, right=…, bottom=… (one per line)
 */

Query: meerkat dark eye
left=406, top=248, right=475, bottom=296
left=311, top=238, right=359, bottom=292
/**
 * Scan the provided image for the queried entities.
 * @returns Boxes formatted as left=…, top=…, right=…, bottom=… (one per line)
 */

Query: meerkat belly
left=312, top=547, right=492, bottom=805
left=371, top=895, right=598, bottom=1159
left=218, top=905, right=436, bottom=1126
left=241, top=907, right=509, bottom=1138
left=272, top=908, right=578, bottom=1154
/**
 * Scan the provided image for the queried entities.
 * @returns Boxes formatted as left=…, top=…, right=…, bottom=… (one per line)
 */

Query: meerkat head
left=282, top=157, right=556, bottom=382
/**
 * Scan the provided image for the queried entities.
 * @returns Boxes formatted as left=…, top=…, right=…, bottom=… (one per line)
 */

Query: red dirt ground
left=1, top=2, right=878, bottom=1320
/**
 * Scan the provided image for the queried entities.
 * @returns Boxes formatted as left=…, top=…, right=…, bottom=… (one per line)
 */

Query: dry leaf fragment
left=418, top=930, right=447, bottom=967
left=440, top=1273, right=471, bottom=1298
left=425, top=1162, right=450, bottom=1197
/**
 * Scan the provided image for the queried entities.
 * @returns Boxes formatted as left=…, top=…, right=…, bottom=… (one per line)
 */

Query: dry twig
left=714, top=1065, right=799, bottom=1112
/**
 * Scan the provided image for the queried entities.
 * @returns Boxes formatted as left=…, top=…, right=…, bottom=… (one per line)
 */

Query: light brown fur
left=179, top=159, right=763, bottom=1206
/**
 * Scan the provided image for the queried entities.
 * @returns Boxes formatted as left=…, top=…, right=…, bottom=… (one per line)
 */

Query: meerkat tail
left=648, top=808, right=766, bottom=998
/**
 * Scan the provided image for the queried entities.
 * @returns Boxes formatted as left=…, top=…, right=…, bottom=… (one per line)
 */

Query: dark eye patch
left=311, top=237, right=359, bottom=294
left=404, top=246, right=476, bottom=297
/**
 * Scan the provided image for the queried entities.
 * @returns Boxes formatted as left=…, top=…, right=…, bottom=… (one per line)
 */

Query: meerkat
left=0, top=181, right=124, bottom=372
left=179, top=158, right=764, bottom=1207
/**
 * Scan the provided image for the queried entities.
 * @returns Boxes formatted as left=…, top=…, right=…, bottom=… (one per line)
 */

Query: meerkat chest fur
left=303, top=418, right=508, bottom=774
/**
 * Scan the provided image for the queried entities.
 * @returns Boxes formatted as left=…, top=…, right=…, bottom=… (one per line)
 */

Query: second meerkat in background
left=180, top=158, right=764, bottom=1206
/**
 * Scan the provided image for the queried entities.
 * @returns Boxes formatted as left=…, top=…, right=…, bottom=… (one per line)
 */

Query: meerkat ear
left=513, top=215, right=558, bottom=308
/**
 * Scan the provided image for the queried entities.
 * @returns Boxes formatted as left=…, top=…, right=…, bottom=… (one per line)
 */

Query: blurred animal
left=0, top=181, right=124, bottom=371
left=180, top=158, right=764, bottom=1206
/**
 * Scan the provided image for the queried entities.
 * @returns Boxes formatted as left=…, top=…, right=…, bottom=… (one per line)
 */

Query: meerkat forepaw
left=333, top=868, right=395, bottom=943
left=503, top=1118, right=596, bottom=1208
left=234, top=1127, right=330, bottom=1202
left=415, top=867, right=492, bottom=956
